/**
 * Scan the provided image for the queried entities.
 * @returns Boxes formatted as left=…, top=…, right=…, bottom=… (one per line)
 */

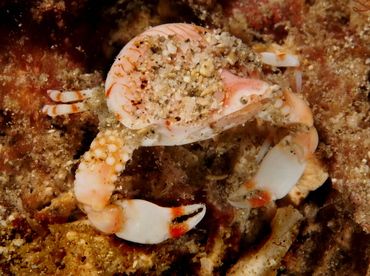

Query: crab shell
left=105, top=23, right=272, bottom=146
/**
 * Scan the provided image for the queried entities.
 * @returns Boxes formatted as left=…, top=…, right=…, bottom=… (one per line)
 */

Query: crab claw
left=229, top=127, right=318, bottom=208
left=87, top=199, right=206, bottom=244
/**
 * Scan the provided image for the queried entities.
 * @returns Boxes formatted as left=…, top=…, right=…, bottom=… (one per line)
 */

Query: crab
left=42, top=23, right=318, bottom=244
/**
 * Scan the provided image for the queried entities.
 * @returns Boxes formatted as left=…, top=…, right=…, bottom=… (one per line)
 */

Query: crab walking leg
left=259, top=52, right=302, bottom=93
left=42, top=88, right=97, bottom=116
left=74, top=129, right=206, bottom=243
left=42, top=102, right=87, bottom=116
left=47, top=89, right=94, bottom=102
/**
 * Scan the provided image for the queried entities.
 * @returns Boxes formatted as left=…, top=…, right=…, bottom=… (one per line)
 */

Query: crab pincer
left=84, top=200, right=205, bottom=244
left=73, top=129, right=205, bottom=244
left=227, top=87, right=318, bottom=208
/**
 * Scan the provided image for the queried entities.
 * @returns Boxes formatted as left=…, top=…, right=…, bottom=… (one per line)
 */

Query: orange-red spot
left=76, top=90, right=84, bottom=100
left=244, top=179, right=257, bottom=190
left=106, top=82, right=115, bottom=97
left=71, top=104, right=79, bottom=113
left=171, top=206, right=184, bottom=218
left=169, top=224, right=188, bottom=238
left=165, top=120, right=171, bottom=126
left=249, top=190, right=272, bottom=208
left=56, top=92, right=62, bottom=101
left=169, top=207, right=188, bottom=238
left=277, top=53, right=286, bottom=60
left=52, top=106, right=57, bottom=115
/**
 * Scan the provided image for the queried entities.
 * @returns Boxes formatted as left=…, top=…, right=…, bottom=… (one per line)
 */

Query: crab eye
left=240, top=96, right=248, bottom=105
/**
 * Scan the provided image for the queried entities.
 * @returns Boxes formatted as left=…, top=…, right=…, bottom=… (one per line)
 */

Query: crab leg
left=228, top=89, right=318, bottom=208
left=47, top=89, right=94, bottom=102
left=259, top=52, right=302, bottom=93
left=42, top=88, right=95, bottom=116
left=74, top=129, right=206, bottom=244
left=229, top=127, right=318, bottom=208
left=42, top=102, right=87, bottom=116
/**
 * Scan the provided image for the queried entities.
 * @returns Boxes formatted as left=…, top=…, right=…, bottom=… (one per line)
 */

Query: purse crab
left=43, top=23, right=318, bottom=244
